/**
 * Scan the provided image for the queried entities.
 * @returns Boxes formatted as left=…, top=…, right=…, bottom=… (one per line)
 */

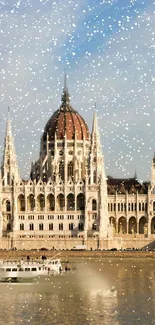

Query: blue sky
left=0, top=0, right=155, bottom=181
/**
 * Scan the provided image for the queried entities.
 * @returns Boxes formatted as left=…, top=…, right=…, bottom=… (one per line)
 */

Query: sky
left=0, top=0, right=155, bottom=181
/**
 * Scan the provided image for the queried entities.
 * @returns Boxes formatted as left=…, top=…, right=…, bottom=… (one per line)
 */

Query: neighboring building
left=1, top=77, right=155, bottom=249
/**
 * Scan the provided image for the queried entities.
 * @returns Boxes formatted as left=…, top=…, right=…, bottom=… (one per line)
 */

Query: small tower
left=90, top=110, right=110, bottom=238
left=90, top=110, right=104, bottom=182
left=1, top=108, right=20, bottom=185
left=151, top=151, right=155, bottom=186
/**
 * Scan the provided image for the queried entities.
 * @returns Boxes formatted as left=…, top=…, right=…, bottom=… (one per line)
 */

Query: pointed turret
left=6, top=107, right=12, bottom=137
left=1, top=108, right=20, bottom=185
left=90, top=110, right=103, bottom=179
left=90, top=108, right=110, bottom=238
left=92, top=108, right=98, bottom=135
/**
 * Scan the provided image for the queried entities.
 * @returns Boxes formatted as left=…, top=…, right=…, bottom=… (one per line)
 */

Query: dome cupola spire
left=61, top=71, right=71, bottom=111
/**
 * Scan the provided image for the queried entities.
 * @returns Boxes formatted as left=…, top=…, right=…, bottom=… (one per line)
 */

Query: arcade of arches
left=17, top=193, right=85, bottom=212
left=110, top=216, right=155, bottom=235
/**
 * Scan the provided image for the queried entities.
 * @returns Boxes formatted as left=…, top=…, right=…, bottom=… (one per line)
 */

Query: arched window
left=59, top=223, right=63, bottom=231
left=69, top=223, right=74, bottom=230
left=142, top=203, right=145, bottom=211
left=27, top=194, right=35, bottom=211
left=6, top=200, right=11, bottom=212
left=59, top=160, right=64, bottom=180
left=49, top=223, right=53, bottom=231
left=92, top=223, right=97, bottom=231
left=68, top=161, right=73, bottom=179
left=20, top=223, right=24, bottom=231
left=18, top=195, right=25, bottom=211
left=93, top=171, right=97, bottom=184
left=7, top=223, right=11, bottom=231
left=139, top=216, right=147, bottom=234
left=39, top=223, right=44, bottom=231
left=153, top=201, right=155, bottom=211
left=47, top=194, right=55, bottom=211
left=129, top=217, right=137, bottom=234
left=37, top=194, right=45, bottom=211
left=77, top=193, right=85, bottom=210
left=67, top=194, right=75, bottom=211
left=53, top=173, right=56, bottom=182
left=92, top=199, right=97, bottom=211
left=78, top=223, right=84, bottom=231
left=57, top=194, right=65, bottom=211
left=139, top=203, right=141, bottom=211
left=29, top=223, right=34, bottom=231
left=118, top=217, right=126, bottom=234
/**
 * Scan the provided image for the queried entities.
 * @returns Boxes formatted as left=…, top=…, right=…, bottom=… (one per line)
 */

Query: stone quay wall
left=0, top=250, right=155, bottom=261
left=1, top=235, right=155, bottom=251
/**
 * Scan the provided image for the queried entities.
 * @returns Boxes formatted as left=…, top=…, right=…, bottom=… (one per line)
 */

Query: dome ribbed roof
left=42, top=76, right=90, bottom=141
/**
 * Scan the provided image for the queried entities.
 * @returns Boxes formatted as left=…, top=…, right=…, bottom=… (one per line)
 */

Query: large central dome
left=42, top=76, right=90, bottom=141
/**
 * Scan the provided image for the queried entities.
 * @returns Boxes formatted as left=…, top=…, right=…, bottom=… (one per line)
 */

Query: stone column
left=84, top=181, right=88, bottom=244
left=126, top=218, right=128, bottom=234
left=126, top=191, right=128, bottom=233
left=116, top=219, right=118, bottom=234
left=44, top=187, right=46, bottom=212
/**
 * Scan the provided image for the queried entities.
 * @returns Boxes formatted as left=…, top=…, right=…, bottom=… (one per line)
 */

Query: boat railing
left=0, top=259, right=60, bottom=266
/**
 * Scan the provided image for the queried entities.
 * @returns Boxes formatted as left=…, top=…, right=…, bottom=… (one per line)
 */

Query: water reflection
left=0, top=260, right=155, bottom=324
left=74, top=261, right=118, bottom=324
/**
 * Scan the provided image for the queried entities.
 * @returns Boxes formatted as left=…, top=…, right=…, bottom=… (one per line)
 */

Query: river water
left=0, top=258, right=155, bottom=325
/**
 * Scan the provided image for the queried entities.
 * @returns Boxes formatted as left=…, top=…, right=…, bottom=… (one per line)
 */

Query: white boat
left=0, top=257, right=62, bottom=282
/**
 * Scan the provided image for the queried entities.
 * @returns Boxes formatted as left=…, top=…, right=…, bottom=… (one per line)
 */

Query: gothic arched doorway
left=151, top=217, right=155, bottom=234
left=129, top=216, right=137, bottom=234
left=139, top=216, right=147, bottom=234
left=118, top=217, right=126, bottom=234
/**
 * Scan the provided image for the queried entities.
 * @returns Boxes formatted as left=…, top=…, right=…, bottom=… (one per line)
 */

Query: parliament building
left=1, top=77, right=155, bottom=250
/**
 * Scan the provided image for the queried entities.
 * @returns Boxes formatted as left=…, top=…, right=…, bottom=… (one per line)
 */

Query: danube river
left=0, top=258, right=155, bottom=325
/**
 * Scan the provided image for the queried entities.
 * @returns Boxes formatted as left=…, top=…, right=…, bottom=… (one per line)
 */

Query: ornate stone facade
left=1, top=78, right=155, bottom=249
left=0, top=78, right=109, bottom=246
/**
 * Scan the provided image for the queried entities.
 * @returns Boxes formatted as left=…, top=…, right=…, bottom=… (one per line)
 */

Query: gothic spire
left=92, top=105, right=100, bottom=143
left=1, top=108, right=20, bottom=185
left=92, top=109, right=98, bottom=135
left=6, top=106, right=12, bottom=137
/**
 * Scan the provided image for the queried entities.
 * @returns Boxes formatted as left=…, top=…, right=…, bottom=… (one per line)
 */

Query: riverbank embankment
left=0, top=250, right=155, bottom=261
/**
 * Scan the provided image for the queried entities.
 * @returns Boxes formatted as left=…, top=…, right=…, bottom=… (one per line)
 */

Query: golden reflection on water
left=0, top=259, right=155, bottom=324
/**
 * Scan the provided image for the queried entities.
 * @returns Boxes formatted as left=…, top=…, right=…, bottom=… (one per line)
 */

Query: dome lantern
left=60, top=72, right=71, bottom=111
